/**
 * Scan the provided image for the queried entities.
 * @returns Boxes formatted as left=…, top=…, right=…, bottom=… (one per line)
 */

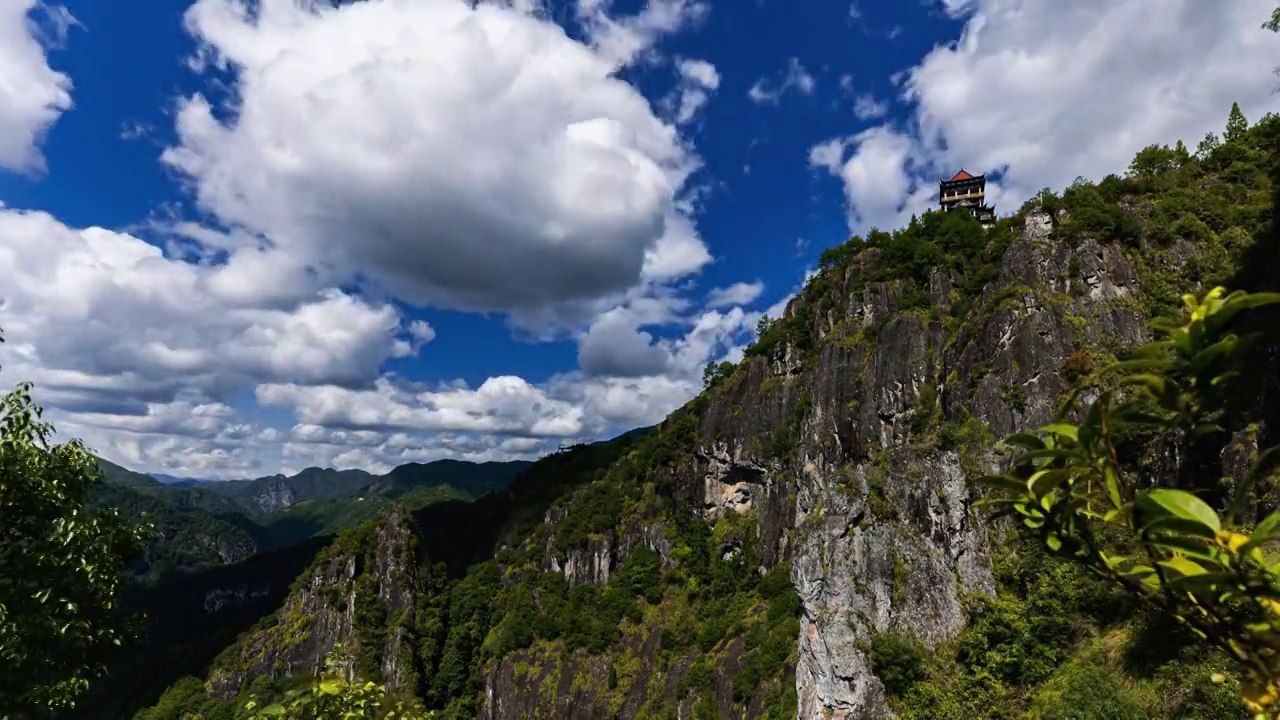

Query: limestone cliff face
left=205, top=507, right=420, bottom=697
left=715, top=210, right=1144, bottom=719
left=481, top=208, right=1149, bottom=719
left=253, top=476, right=299, bottom=512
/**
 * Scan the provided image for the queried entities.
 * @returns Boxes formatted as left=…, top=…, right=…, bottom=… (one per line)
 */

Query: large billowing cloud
left=0, top=0, right=750, bottom=479
left=0, top=207, right=445, bottom=479
left=813, top=0, right=1280, bottom=234
left=0, top=204, right=759, bottom=478
left=0, top=209, right=417, bottom=415
left=164, top=0, right=710, bottom=316
left=0, top=0, right=74, bottom=174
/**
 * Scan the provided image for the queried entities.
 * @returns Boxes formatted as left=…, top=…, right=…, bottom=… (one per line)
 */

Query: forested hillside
left=113, top=432, right=644, bottom=719
left=121, top=103, right=1280, bottom=720
left=88, top=456, right=533, bottom=583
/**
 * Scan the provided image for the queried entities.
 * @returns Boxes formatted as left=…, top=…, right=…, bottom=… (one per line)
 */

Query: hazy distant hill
left=96, top=457, right=165, bottom=488
left=149, top=472, right=214, bottom=486
left=93, top=454, right=535, bottom=575
left=91, top=462, right=257, bottom=584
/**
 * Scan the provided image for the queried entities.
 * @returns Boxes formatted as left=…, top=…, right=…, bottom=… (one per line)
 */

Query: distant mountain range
left=149, top=473, right=212, bottom=486
left=92, top=455, right=534, bottom=583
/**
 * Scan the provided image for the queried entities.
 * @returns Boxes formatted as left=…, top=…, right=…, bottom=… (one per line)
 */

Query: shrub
left=870, top=632, right=929, bottom=697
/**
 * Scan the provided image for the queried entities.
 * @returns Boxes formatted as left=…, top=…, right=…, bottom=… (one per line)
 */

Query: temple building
left=939, top=169, right=996, bottom=228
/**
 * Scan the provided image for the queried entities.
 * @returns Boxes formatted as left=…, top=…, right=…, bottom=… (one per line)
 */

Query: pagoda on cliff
left=939, top=169, right=996, bottom=228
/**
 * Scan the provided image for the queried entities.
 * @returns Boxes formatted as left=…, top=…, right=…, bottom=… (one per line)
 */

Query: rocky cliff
left=137, top=110, right=1277, bottom=720
left=466, top=205, right=1148, bottom=719
left=205, top=506, right=421, bottom=696
left=694, top=209, right=1146, bottom=717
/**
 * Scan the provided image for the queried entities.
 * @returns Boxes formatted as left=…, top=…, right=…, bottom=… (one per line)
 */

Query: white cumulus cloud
left=165, top=0, right=710, bottom=319
left=706, top=281, right=764, bottom=308
left=0, top=209, right=420, bottom=417
left=0, top=0, right=74, bottom=174
left=813, top=0, right=1280, bottom=235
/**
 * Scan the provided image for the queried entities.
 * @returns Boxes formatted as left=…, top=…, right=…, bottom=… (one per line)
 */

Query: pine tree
left=1225, top=102, right=1249, bottom=143
left=1196, top=132, right=1221, bottom=160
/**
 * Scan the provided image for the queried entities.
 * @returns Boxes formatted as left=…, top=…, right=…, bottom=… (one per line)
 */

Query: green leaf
left=1037, top=423, right=1079, bottom=442
left=1147, top=534, right=1219, bottom=563
left=974, top=474, right=1027, bottom=494
left=1251, top=509, right=1280, bottom=547
left=1102, top=463, right=1123, bottom=510
left=1111, top=407, right=1173, bottom=429
left=1134, top=488, right=1220, bottom=537
left=1157, top=555, right=1207, bottom=579
left=1001, top=433, right=1046, bottom=451
left=1142, top=515, right=1223, bottom=541
left=1192, top=336, right=1239, bottom=369
left=1206, top=291, right=1280, bottom=330
left=1109, top=356, right=1173, bottom=373
left=1121, top=373, right=1168, bottom=396
left=1028, top=468, right=1071, bottom=500
left=320, top=678, right=343, bottom=695
left=1016, top=448, right=1080, bottom=467
left=1164, top=571, right=1236, bottom=595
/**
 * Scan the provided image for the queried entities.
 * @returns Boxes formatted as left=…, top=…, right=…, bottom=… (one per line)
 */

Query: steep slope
left=76, top=536, right=331, bottom=720
left=121, top=433, right=643, bottom=720
left=96, top=457, right=165, bottom=488
left=465, top=113, right=1272, bottom=719
left=135, top=108, right=1277, bottom=720
left=93, top=482, right=257, bottom=583
left=93, top=460, right=258, bottom=584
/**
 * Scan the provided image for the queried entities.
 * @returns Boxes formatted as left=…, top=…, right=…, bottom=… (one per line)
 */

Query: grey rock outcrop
left=486, top=208, right=1152, bottom=719
left=205, top=508, right=420, bottom=698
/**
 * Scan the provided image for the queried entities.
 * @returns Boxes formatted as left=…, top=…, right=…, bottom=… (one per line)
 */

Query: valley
left=92, top=456, right=534, bottom=583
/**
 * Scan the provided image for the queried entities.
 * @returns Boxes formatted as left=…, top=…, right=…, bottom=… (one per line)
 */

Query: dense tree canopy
left=0, top=328, right=151, bottom=717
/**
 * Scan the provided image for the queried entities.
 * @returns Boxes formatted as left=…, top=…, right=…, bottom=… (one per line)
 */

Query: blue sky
left=1, top=0, right=1277, bottom=479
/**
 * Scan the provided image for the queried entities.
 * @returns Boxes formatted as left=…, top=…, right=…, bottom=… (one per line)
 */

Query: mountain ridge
left=126, top=107, right=1280, bottom=719
left=92, top=454, right=537, bottom=581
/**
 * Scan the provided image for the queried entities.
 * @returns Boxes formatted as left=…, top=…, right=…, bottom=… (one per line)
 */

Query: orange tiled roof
left=948, top=169, right=974, bottom=181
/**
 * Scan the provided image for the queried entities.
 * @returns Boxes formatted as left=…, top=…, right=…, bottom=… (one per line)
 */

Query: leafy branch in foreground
left=976, top=287, right=1280, bottom=718
left=0, top=328, right=151, bottom=718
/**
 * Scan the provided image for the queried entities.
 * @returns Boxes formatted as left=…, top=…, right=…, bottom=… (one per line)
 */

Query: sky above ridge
left=1, top=0, right=1278, bottom=480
